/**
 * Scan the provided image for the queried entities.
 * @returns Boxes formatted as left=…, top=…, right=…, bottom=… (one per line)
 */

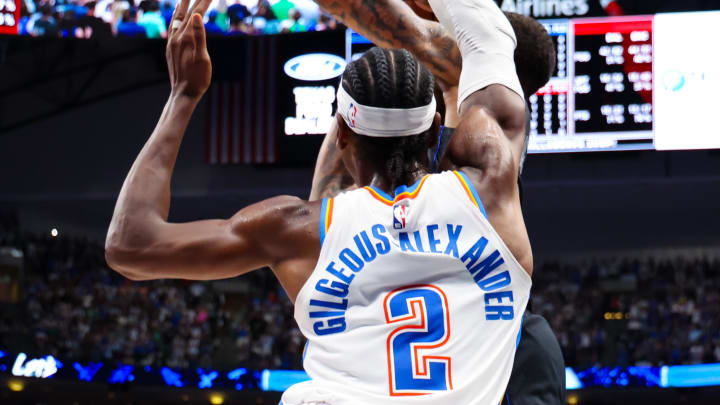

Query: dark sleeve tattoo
left=309, top=130, right=357, bottom=201
left=315, top=171, right=357, bottom=199
left=314, top=0, right=462, bottom=88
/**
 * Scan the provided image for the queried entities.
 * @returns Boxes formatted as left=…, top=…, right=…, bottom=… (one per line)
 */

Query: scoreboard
left=345, top=11, right=720, bottom=154
left=275, top=10, right=720, bottom=162
left=530, top=16, right=655, bottom=152
left=0, top=0, right=19, bottom=35
left=529, top=12, right=720, bottom=153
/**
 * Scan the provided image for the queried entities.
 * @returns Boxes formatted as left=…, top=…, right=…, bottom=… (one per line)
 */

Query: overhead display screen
left=272, top=10, right=720, bottom=163
left=342, top=11, right=720, bottom=154
left=529, top=15, right=655, bottom=153
left=653, top=11, right=720, bottom=151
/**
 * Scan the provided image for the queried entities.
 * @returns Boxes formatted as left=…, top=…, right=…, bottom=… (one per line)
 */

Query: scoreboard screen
left=530, top=15, right=655, bottom=153
left=279, top=10, right=720, bottom=161
left=347, top=11, right=720, bottom=154
left=530, top=11, right=720, bottom=153
left=0, top=0, right=19, bottom=35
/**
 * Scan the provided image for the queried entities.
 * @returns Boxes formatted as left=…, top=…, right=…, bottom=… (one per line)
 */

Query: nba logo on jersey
left=393, top=203, right=408, bottom=229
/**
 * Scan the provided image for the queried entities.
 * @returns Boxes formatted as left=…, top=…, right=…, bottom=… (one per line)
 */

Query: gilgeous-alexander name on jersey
left=283, top=171, right=532, bottom=405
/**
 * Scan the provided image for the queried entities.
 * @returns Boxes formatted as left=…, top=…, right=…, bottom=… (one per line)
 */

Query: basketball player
left=106, top=0, right=533, bottom=404
left=310, top=2, right=565, bottom=404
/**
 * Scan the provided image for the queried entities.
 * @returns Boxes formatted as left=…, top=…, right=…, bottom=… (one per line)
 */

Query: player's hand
left=166, top=0, right=212, bottom=99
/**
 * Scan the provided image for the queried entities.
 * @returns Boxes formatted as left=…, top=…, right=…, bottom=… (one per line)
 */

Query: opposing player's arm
left=105, top=0, right=319, bottom=285
left=314, top=0, right=461, bottom=88
left=442, top=86, right=533, bottom=274
left=309, top=118, right=357, bottom=201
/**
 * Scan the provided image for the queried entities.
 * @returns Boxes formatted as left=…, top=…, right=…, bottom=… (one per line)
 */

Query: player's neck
left=364, top=167, right=429, bottom=196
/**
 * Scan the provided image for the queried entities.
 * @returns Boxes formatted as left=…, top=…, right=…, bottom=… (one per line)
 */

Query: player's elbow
left=104, top=243, right=152, bottom=281
left=104, top=232, right=158, bottom=281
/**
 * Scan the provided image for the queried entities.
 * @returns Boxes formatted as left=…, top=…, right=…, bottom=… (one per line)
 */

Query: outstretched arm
left=315, top=0, right=461, bottom=88
left=105, top=0, right=319, bottom=287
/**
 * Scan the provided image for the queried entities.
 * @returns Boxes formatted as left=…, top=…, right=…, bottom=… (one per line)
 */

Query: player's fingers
left=170, top=0, right=191, bottom=35
left=191, top=13, right=207, bottom=54
left=189, top=0, right=213, bottom=18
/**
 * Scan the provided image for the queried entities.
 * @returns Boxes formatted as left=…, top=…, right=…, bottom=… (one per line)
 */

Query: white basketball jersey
left=282, top=171, right=531, bottom=405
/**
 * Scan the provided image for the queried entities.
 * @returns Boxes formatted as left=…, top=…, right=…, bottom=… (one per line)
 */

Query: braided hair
left=340, top=47, right=436, bottom=190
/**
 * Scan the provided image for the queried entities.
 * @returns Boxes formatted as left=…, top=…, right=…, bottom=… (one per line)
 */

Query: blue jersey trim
left=319, top=198, right=329, bottom=246
left=367, top=174, right=426, bottom=201
left=302, top=341, right=309, bottom=362
left=456, top=170, right=489, bottom=220
left=393, top=174, right=425, bottom=197
left=516, top=313, right=525, bottom=348
left=431, top=126, right=446, bottom=172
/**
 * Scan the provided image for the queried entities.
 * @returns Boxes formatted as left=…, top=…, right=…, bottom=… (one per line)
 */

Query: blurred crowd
left=533, top=256, right=720, bottom=368
left=0, top=215, right=303, bottom=370
left=17, top=0, right=340, bottom=39
left=1, top=213, right=719, bottom=371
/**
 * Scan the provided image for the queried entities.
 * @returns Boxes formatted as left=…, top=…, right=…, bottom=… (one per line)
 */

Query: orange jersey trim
left=364, top=175, right=430, bottom=206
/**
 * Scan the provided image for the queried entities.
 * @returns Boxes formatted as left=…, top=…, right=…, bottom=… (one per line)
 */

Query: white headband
left=336, top=85, right=437, bottom=137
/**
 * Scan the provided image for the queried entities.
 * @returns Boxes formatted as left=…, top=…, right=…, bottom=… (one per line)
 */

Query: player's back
left=282, top=171, right=531, bottom=405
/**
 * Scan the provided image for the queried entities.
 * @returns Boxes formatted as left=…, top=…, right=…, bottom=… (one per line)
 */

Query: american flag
left=205, top=36, right=278, bottom=164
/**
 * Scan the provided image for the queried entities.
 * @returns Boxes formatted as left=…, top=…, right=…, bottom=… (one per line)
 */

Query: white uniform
left=282, top=171, right=531, bottom=405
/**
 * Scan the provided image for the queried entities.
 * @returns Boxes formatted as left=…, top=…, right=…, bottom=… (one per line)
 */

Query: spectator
left=138, top=0, right=167, bottom=39
left=227, top=13, right=250, bottom=36
left=227, top=0, right=250, bottom=22
left=270, top=0, right=294, bottom=21
left=30, top=5, right=59, bottom=37
left=110, top=0, right=131, bottom=31
left=281, top=8, right=305, bottom=33
left=314, top=13, right=337, bottom=32
left=117, top=8, right=146, bottom=38
left=75, top=1, right=113, bottom=39
left=160, top=1, right=174, bottom=27
left=204, top=10, right=226, bottom=35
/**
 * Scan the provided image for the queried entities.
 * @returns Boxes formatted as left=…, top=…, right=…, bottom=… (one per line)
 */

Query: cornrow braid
left=372, top=48, right=393, bottom=107
left=400, top=49, right=418, bottom=108
left=339, top=47, right=436, bottom=190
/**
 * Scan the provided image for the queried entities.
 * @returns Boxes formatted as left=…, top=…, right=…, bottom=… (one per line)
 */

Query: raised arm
left=105, top=0, right=320, bottom=297
left=309, top=118, right=357, bottom=201
left=314, top=0, right=461, bottom=88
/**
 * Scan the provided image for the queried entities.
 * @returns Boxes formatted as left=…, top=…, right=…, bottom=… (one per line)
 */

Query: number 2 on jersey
left=384, top=285, right=452, bottom=396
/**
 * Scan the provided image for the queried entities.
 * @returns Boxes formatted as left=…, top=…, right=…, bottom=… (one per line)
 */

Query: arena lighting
left=661, top=364, right=720, bottom=388
left=260, top=369, right=311, bottom=392
left=283, top=53, right=346, bottom=82
left=565, top=368, right=584, bottom=390
left=73, top=362, right=102, bottom=382
left=197, top=369, right=219, bottom=389
left=7, top=379, right=24, bottom=392
left=50, top=228, right=58, bottom=237
left=161, top=367, right=184, bottom=387
left=108, top=365, right=134, bottom=384
left=208, top=393, right=225, bottom=404
left=2, top=349, right=720, bottom=390
left=11, top=353, right=62, bottom=378
left=227, top=368, right=248, bottom=390
left=566, top=393, right=579, bottom=405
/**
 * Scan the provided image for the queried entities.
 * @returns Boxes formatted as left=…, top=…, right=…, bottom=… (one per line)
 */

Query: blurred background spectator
left=117, top=8, right=147, bottom=37
left=15, top=0, right=342, bottom=38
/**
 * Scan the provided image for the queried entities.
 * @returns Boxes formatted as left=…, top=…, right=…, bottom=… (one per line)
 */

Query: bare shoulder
left=226, top=196, right=324, bottom=301
left=461, top=84, right=527, bottom=137
left=228, top=196, right=322, bottom=238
